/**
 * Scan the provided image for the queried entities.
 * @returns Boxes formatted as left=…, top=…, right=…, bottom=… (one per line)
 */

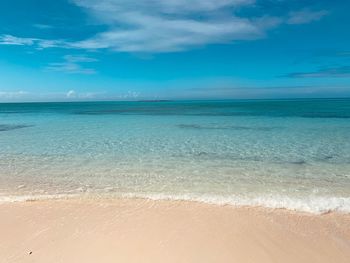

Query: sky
left=0, top=0, right=349, bottom=102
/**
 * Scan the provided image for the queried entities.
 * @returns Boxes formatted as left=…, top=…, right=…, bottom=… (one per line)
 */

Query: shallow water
left=1, top=99, right=350, bottom=213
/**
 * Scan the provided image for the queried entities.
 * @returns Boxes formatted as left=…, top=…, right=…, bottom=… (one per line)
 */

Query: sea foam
left=120, top=193, right=350, bottom=214
left=1, top=192, right=349, bottom=214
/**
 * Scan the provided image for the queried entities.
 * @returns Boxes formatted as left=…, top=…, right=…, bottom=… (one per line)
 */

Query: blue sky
left=0, top=0, right=349, bottom=101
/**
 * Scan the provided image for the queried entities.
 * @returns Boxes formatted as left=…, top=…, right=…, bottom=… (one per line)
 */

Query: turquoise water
left=1, top=99, right=350, bottom=213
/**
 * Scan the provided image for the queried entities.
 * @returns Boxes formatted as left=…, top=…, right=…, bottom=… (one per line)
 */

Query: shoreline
left=1, top=198, right=349, bottom=263
left=1, top=193, right=350, bottom=215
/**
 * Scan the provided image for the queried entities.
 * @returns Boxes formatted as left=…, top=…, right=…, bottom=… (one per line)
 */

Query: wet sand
left=0, top=198, right=349, bottom=263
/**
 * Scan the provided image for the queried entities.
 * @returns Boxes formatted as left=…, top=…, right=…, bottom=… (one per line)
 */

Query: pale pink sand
left=0, top=199, right=349, bottom=263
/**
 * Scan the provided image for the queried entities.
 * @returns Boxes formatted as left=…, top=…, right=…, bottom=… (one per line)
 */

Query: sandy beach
left=0, top=199, right=349, bottom=263
left=2, top=0, right=350, bottom=261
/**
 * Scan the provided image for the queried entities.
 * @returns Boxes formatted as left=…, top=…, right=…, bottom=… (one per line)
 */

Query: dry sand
left=0, top=198, right=349, bottom=263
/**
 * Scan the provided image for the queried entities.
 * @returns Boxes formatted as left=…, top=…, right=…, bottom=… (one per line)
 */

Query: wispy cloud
left=284, top=66, right=350, bottom=78
left=119, top=91, right=141, bottom=99
left=0, top=91, right=29, bottom=99
left=0, top=35, right=35, bottom=46
left=33, top=24, right=53, bottom=30
left=0, top=1, right=329, bottom=53
left=46, top=55, right=97, bottom=74
left=70, top=0, right=281, bottom=52
left=0, top=1, right=279, bottom=53
left=287, top=9, right=328, bottom=25
left=0, top=90, right=108, bottom=102
left=0, top=34, right=64, bottom=49
left=65, top=89, right=106, bottom=99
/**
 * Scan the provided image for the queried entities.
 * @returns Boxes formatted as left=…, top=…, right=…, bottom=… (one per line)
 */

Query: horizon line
left=1, top=97, right=350, bottom=104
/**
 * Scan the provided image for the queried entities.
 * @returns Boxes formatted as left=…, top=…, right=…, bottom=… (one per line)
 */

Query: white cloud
left=62, top=90, right=108, bottom=100
left=0, top=1, right=329, bottom=53
left=0, top=34, right=65, bottom=49
left=0, top=35, right=35, bottom=46
left=36, top=39, right=65, bottom=49
left=73, top=0, right=254, bottom=16
left=46, top=55, right=97, bottom=74
left=287, top=9, right=328, bottom=25
left=69, top=0, right=280, bottom=52
left=121, top=91, right=141, bottom=99
left=66, top=90, right=77, bottom=98
left=66, top=89, right=104, bottom=99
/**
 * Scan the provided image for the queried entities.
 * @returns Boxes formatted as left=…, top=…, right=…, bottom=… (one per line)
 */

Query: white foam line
left=0, top=194, right=79, bottom=203
left=121, top=193, right=350, bottom=214
left=1, top=192, right=350, bottom=214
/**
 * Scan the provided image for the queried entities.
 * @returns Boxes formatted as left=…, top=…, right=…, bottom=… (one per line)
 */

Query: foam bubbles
left=121, top=193, right=350, bottom=214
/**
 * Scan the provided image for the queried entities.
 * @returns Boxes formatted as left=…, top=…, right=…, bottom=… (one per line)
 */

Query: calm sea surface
left=1, top=99, right=350, bottom=213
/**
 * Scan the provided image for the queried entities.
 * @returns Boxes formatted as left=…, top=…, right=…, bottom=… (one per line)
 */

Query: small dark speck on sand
left=29, top=251, right=32, bottom=255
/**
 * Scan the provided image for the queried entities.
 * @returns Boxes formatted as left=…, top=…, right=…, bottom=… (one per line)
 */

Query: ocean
left=0, top=99, right=350, bottom=213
